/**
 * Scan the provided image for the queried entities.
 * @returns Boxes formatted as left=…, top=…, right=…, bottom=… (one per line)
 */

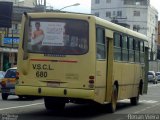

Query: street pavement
left=0, top=83, right=160, bottom=120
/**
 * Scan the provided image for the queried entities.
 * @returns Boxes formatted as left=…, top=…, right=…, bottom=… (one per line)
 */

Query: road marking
left=140, top=100, right=158, bottom=104
left=134, top=102, right=160, bottom=114
left=148, top=83, right=160, bottom=88
left=119, top=99, right=158, bottom=104
left=0, top=102, right=44, bottom=111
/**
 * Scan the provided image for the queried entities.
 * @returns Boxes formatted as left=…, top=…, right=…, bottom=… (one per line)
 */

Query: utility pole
left=150, top=33, right=154, bottom=61
left=44, top=0, right=46, bottom=12
left=12, top=29, right=13, bottom=48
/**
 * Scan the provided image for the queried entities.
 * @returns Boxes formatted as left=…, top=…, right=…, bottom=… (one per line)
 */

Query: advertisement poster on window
left=30, top=21, right=65, bottom=47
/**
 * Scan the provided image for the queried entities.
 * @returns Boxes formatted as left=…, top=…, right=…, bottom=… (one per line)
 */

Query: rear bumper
left=148, top=78, right=156, bottom=82
left=1, top=88, right=15, bottom=95
left=15, top=85, right=95, bottom=100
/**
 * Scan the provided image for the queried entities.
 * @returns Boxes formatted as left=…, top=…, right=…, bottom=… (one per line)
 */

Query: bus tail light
left=1, top=81, right=6, bottom=87
left=89, top=76, right=94, bottom=79
left=89, top=79, right=94, bottom=84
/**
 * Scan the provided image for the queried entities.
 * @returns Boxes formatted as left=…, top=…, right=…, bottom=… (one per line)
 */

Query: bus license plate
left=10, top=89, right=15, bottom=93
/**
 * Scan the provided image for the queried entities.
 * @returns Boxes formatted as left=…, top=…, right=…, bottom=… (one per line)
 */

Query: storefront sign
left=0, top=47, right=18, bottom=52
left=3, top=37, right=19, bottom=45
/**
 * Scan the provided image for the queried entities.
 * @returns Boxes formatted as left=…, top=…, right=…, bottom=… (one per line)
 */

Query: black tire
left=108, top=85, right=118, bottom=113
left=130, top=91, right=139, bottom=105
left=18, top=95, right=24, bottom=100
left=44, top=97, right=65, bottom=111
left=2, top=93, right=8, bottom=100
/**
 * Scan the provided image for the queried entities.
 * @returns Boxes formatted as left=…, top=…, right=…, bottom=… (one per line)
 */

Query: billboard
left=0, top=2, right=13, bottom=28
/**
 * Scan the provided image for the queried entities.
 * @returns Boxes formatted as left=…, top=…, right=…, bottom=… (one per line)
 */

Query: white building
left=15, top=0, right=35, bottom=7
left=91, top=0, right=158, bottom=60
left=0, top=0, right=36, bottom=7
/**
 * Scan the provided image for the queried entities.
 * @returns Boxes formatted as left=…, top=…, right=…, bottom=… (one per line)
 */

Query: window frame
left=26, top=18, right=89, bottom=55
left=106, top=11, right=111, bottom=17
left=128, top=37, right=135, bottom=62
left=95, top=0, right=100, bottom=4
left=114, top=32, right=122, bottom=61
left=134, top=39, right=140, bottom=63
left=117, top=11, right=122, bottom=17
left=133, top=11, right=140, bottom=16
left=106, top=0, right=111, bottom=3
left=96, top=27, right=106, bottom=60
left=122, top=35, right=129, bottom=61
left=113, top=33, right=145, bottom=63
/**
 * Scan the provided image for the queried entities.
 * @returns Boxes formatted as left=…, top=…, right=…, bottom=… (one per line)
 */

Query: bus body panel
left=16, top=86, right=95, bottom=100
left=113, top=62, right=143, bottom=100
left=17, top=55, right=96, bottom=89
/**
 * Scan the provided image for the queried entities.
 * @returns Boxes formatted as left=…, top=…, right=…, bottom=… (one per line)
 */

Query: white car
left=0, top=71, right=5, bottom=90
left=148, top=71, right=157, bottom=84
left=156, top=72, right=160, bottom=81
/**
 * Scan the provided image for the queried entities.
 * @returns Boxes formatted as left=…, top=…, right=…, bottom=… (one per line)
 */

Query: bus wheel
left=2, top=93, right=8, bottom=100
left=108, top=85, right=118, bottom=113
left=44, top=97, right=65, bottom=111
left=130, top=91, right=139, bottom=105
left=18, top=95, right=24, bottom=100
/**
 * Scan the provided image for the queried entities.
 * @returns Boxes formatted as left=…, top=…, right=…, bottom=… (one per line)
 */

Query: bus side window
left=129, top=37, right=134, bottom=62
left=96, top=27, right=106, bottom=59
left=114, top=33, right=121, bottom=61
left=122, top=35, right=128, bottom=61
left=134, top=39, right=140, bottom=63
left=140, top=41, right=144, bottom=63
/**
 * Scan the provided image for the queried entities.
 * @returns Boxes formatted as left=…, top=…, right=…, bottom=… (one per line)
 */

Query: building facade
left=158, top=21, right=160, bottom=45
left=0, top=6, right=35, bottom=71
left=0, top=0, right=35, bottom=7
left=91, top=0, right=158, bottom=60
left=0, top=0, right=45, bottom=71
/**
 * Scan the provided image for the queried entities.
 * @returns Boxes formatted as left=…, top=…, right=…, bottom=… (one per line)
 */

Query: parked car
left=0, top=71, right=5, bottom=81
left=1, top=67, right=17, bottom=100
left=156, top=72, right=160, bottom=81
left=147, top=71, right=157, bottom=84
left=0, top=71, right=5, bottom=91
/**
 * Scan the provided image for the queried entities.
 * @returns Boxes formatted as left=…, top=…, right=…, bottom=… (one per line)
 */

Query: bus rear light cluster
left=89, top=76, right=94, bottom=88
left=89, top=76, right=94, bottom=83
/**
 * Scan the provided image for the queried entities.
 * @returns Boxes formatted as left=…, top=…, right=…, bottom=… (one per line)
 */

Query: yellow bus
left=16, top=12, right=148, bottom=112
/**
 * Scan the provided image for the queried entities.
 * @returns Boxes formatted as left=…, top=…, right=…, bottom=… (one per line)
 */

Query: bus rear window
left=27, top=19, right=89, bottom=55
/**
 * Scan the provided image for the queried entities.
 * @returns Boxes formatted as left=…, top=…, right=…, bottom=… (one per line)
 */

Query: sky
left=47, top=0, right=159, bottom=20
left=46, top=0, right=91, bottom=13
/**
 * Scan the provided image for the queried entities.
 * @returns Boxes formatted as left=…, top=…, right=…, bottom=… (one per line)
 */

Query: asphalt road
left=0, top=83, right=160, bottom=120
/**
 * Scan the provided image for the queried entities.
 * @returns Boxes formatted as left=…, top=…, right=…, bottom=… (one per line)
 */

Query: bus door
left=95, top=27, right=108, bottom=103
